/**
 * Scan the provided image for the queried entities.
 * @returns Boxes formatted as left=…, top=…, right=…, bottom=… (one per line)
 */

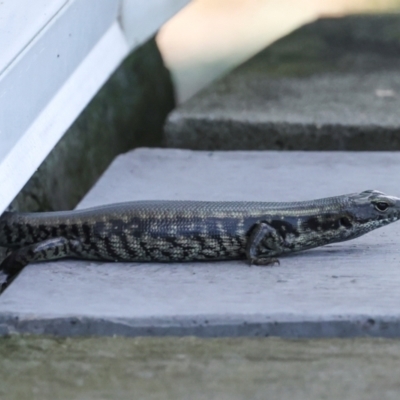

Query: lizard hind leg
left=246, top=222, right=284, bottom=266
left=0, top=237, right=80, bottom=293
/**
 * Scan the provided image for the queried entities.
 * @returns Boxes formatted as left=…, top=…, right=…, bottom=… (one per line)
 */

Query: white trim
left=0, top=23, right=129, bottom=213
left=0, top=0, right=191, bottom=214
left=0, top=0, right=68, bottom=76
left=0, top=0, right=120, bottom=162
left=0, top=0, right=124, bottom=213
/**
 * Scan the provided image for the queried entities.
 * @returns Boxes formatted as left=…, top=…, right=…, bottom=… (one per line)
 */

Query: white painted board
left=0, top=0, right=68, bottom=75
left=0, top=0, right=126, bottom=213
left=0, top=0, right=192, bottom=214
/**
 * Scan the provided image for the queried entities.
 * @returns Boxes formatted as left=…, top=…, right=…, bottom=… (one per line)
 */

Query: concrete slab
left=2, top=148, right=400, bottom=337
left=165, top=15, right=400, bottom=150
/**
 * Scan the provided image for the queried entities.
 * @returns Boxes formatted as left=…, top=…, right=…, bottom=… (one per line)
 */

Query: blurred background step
left=164, top=14, right=400, bottom=151
left=2, top=148, right=400, bottom=337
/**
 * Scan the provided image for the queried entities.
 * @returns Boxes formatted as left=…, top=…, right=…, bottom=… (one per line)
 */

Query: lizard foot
left=249, top=257, right=280, bottom=267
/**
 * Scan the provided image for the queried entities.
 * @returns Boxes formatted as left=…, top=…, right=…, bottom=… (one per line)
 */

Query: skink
left=1, top=190, right=400, bottom=290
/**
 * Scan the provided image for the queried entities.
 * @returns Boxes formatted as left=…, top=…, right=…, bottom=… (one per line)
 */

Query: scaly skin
left=0, top=190, right=400, bottom=290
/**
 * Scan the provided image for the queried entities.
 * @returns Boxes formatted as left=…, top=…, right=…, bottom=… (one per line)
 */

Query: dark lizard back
left=0, top=197, right=352, bottom=261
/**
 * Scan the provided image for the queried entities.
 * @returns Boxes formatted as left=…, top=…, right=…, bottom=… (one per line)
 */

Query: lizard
left=0, top=189, right=399, bottom=291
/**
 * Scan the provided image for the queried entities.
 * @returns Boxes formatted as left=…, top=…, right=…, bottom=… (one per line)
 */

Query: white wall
left=0, top=0, right=191, bottom=214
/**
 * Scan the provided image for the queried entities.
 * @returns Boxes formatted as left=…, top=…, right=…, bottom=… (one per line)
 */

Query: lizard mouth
left=376, top=212, right=399, bottom=225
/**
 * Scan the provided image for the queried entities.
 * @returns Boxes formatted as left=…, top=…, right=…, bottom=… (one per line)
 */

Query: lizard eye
left=375, top=202, right=389, bottom=212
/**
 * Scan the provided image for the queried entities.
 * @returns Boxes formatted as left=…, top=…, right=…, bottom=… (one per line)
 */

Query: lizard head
left=347, top=190, right=400, bottom=233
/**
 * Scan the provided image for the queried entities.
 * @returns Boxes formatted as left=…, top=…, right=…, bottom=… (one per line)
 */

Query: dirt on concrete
left=1, top=335, right=400, bottom=400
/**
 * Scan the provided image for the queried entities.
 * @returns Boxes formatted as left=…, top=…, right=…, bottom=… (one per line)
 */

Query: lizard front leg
left=246, top=221, right=286, bottom=266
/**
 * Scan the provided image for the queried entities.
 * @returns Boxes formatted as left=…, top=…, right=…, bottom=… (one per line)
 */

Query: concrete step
left=165, top=15, right=400, bottom=151
left=1, top=148, right=400, bottom=337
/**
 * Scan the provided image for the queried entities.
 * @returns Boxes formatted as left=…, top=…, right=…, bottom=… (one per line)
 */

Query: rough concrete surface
left=11, top=36, right=175, bottom=212
left=2, top=336, right=400, bottom=400
left=2, top=149, right=400, bottom=336
left=165, top=15, right=400, bottom=150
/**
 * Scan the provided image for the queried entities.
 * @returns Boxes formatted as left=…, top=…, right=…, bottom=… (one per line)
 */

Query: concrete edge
left=165, top=118, right=400, bottom=151
left=0, top=313, right=396, bottom=338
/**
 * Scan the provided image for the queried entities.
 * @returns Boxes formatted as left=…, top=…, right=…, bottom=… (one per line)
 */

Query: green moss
left=2, top=336, right=400, bottom=400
